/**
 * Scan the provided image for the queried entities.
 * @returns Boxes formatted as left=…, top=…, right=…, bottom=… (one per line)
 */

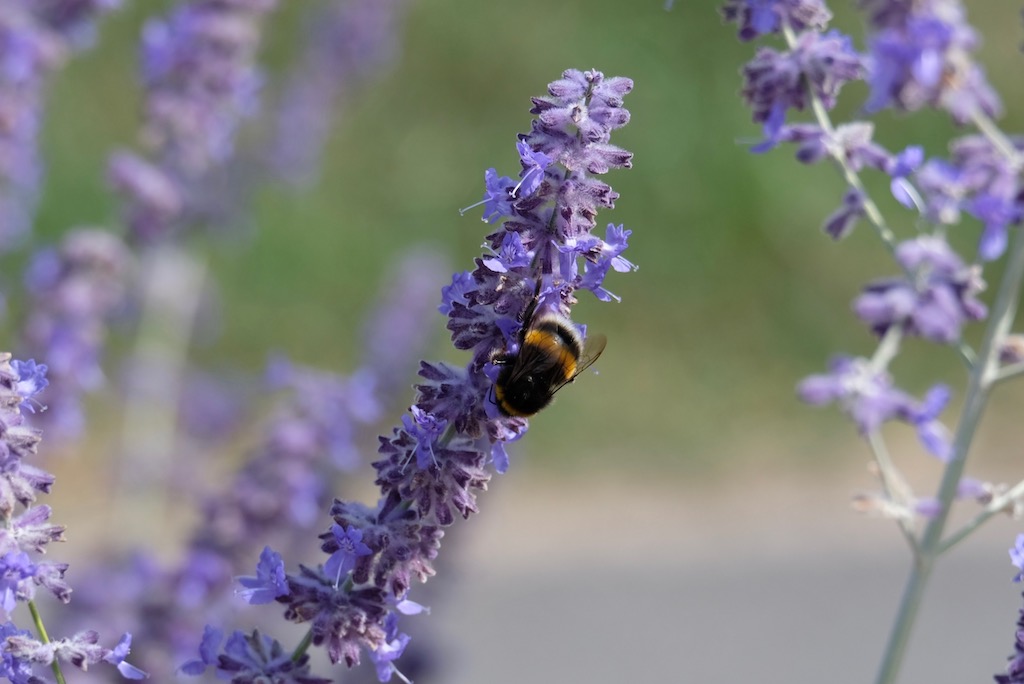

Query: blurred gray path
left=423, top=475, right=1021, bottom=684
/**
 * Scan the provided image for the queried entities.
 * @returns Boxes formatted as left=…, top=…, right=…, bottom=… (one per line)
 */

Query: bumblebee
left=491, top=292, right=607, bottom=417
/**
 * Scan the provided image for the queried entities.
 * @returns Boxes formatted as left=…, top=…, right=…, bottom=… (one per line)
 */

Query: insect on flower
left=491, top=281, right=607, bottom=417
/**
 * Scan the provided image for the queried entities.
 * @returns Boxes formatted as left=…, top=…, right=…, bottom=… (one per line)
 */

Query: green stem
left=291, top=628, right=314, bottom=663
left=780, top=26, right=898, bottom=254
left=873, top=227, right=1024, bottom=684
left=971, top=109, right=1024, bottom=170
left=865, top=432, right=919, bottom=555
left=992, top=360, right=1024, bottom=385
left=938, top=478, right=1024, bottom=554
left=28, top=600, right=66, bottom=684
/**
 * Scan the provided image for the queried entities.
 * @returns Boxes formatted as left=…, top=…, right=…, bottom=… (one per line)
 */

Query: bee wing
left=575, top=332, right=607, bottom=376
left=551, top=332, right=607, bottom=395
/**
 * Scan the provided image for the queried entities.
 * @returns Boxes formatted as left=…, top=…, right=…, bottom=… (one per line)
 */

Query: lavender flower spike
left=860, top=0, right=1001, bottom=123
left=113, top=0, right=278, bottom=243
left=0, top=1, right=119, bottom=250
left=996, top=537, right=1024, bottom=683
left=268, top=68, right=637, bottom=676
left=22, top=228, right=132, bottom=437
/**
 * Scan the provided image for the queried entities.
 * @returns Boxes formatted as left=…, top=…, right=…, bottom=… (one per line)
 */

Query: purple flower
left=513, top=140, right=553, bottom=198
left=914, top=135, right=1024, bottom=260
left=907, top=384, right=953, bottom=461
left=22, top=229, right=131, bottom=437
left=180, top=627, right=329, bottom=683
left=369, top=613, right=411, bottom=682
left=996, top=588, right=1024, bottom=682
left=481, top=231, right=532, bottom=274
left=33, top=1, right=123, bottom=48
left=798, top=356, right=953, bottom=457
left=178, top=624, right=221, bottom=676
left=360, top=249, right=451, bottom=396
left=9, top=359, right=47, bottom=413
left=107, top=152, right=184, bottom=242
left=324, top=525, right=372, bottom=585
left=439, top=271, right=474, bottom=316
left=741, top=30, right=863, bottom=149
left=269, top=0, right=409, bottom=185
left=861, top=0, right=1001, bottom=123
left=0, top=2, right=118, bottom=250
left=237, top=546, right=289, bottom=605
left=278, top=563, right=390, bottom=667
left=566, top=222, right=639, bottom=301
left=721, top=0, right=832, bottom=41
left=102, top=633, right=148, bottom=680
left=0, top=621, right=35, bottom=683
left=476, top=168, right=517, bottom=223
left=0, top=552, right=36, bottom=612
left=266, top=69, right=635, bottom=674
left=6, top=629, right=145, bottom=680
left=854, top=236, right=987, bottom=344
left=887, top=145, right=924, bottom=207
left=1012, top=535, right=1024, bottom=583
left=116, top=0, right=278, bottom=243
left=969, top=193, right=1019, bottom=262
left=822, top=189, right=866, bottom=239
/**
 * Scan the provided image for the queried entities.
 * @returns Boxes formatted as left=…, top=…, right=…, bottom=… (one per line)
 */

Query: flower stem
left=873, top=226, right=1024, bottom=684
left=938, top=478, right=1024, bottom=554
left=971, top=109, right=1023, bottom=170
left=28, top=600, right=66, bottom=684
left=866, top=431, right=919, bottom=555
left=291, top=628, right=314, bottom=663
left=780, top=24, right=898, bottom=255
left=992, top=360, right=1024, bottom=384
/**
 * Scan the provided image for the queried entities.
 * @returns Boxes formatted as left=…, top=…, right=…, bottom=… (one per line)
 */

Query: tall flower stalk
left=0, top=353, right=146, bottom=681
left=0, top=1, right=119, bottom=251
left=724, top=2, right=1024, bottom=683
left=182, top=67, right=637, bottom=682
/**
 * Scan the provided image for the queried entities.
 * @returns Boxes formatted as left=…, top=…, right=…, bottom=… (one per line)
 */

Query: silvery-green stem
left=873, top=226, right=1024, bottom=684
left=939, top=478, right=1024, bottom=554
left=28, top=600, right=65, bottom=684
left=866, top=431, right=919, bottom=554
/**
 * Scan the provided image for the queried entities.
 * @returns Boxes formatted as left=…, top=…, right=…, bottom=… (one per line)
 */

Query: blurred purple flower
left=860, top=0, right=1001, bottom=123
left=361, top=249, right=450, bottom=395
left=912, top=135, right=1024, bottom=260
left=798, top=355, right=953, bottom=458
left=741, top=29, right=863, bottom=150
left=823, top=189, right=866, bottom=239
left=0, top=1, right=117, bottom=250
left=854, top=235, right=987, bottom=344
left=721, top=0, right=831, bottom=41
left=270, top=0, right=409, bottom=185
left=21, top=228, right=131, bottom=437
left=114, top=0, right=277, bottom=243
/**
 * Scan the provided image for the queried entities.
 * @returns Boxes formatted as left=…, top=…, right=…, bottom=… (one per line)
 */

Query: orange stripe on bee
left=493, top=384, right=532, bottom=417
left=522, top=329, right=578, bottom=378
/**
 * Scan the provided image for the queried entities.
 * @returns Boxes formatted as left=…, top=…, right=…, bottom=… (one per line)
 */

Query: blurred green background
left=14, top=2, right=1024, bottom=683
left=25, top=0, right=1024, bottom=482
